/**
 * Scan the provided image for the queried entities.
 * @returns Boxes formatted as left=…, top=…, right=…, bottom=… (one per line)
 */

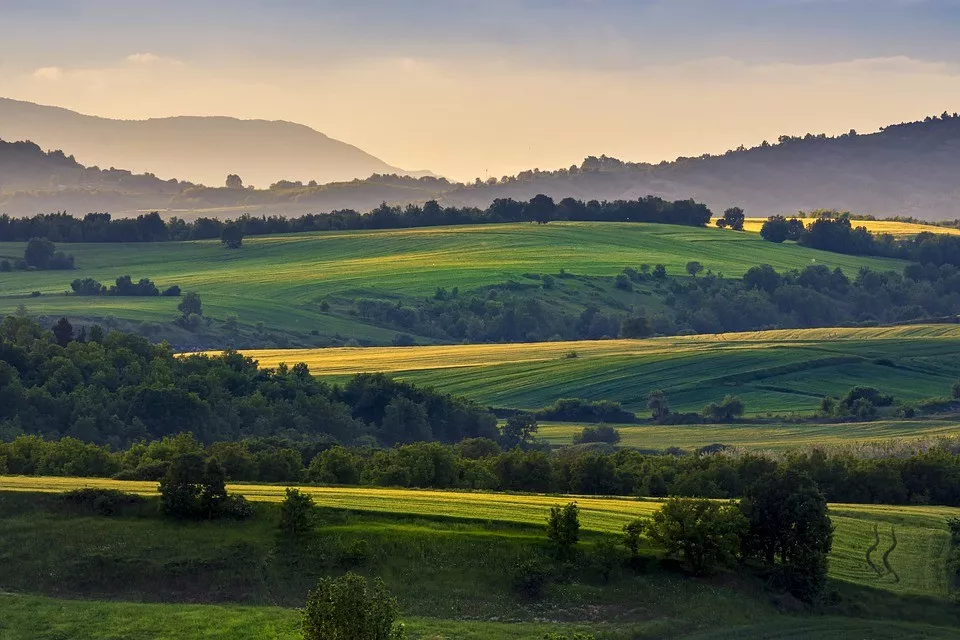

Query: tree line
left=6, top=431, right=960, bottom=508
left=0, top=195, right=714, bottom=243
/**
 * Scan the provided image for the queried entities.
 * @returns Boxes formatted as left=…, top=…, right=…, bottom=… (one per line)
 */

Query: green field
left=240, top=325, right=960, bottom=416
left=537, top=419, right=960, bottom=451
left=0, top=222, right=904, bottom=341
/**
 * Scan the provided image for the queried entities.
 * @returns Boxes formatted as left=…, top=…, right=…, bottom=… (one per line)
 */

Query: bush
left=547, top=502, right=580, bottom=553
left=647, top=498, right=746, bottom=574
left=279, top=487, right=315, bottom=535
left=573, top=425, right=622, bottom=445
left=60, top=488, right=145, bottom=516
left=702, top=395, right=745, bottom=422
left=622, top=518, right=647, bottom=558
left=158, top=453, right=249, bottom=520
left=948, top=516, right=960, bottom=540
left=614, top=273, right=633, bottom=291
left=339, top=538, right=371, bottom=567
left=162, top=285, right=182, bottom=297
left=302, top=572, right=406, bottom=640
left=0, top=259, right=10, bottom=272
left=511, top=556, right=551, bottom=599
left=392, top=333, right=416, bottom=347
left=953, top=381, right=960, bottom=400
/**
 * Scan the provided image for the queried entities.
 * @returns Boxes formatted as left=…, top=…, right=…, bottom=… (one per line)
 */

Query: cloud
left=125, top=52, right=182, bottom=65
left=32, top=66, right=63, bottom=80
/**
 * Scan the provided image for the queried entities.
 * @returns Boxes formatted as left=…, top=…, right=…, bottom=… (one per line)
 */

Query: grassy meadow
left=240, top=324, right=960, bottom=416
left=0, top=222, right=905, bottom=340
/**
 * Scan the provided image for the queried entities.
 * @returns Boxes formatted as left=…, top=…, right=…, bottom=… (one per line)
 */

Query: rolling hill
left=0, top=97, right=413, bottom=188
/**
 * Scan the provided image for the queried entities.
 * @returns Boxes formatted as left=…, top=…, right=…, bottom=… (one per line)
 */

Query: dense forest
left=0, top=316, right=496, bottom=448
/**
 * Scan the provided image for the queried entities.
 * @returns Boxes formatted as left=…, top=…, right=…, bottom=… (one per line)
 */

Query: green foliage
left=952, top=381, right=960, bottom=400
left=740, top=470, right=833, bottom=602
left=158, top=454, right=250, bottom=520
left=501, top=412, right=538, bottom=448
left=648, top=389, right=671, bottom=422
left=647, top=498, right=747, bottom=574
left=511, top=556, right=551, bottom=600
left=685, top=261, right=704, bottom=277
left=279, top=488, right=314, bottom=536
left=572, top=425, right=621, bottom=445
left=221, top=225, right=243, bottom=249
left=178, top=291, right=203, bottom=317
left=702, top=395, right=745, bottom=423
left=301, top=572, right=406, bottom=640
left=622, top=518, right=648, bottom=558
left=547, top=502, right=580, bottom=553
left=60, top=488, right=145, bottom=516
left=23, top=237, right=73, bottom=270
left=308, top=446, right=363, bottom=485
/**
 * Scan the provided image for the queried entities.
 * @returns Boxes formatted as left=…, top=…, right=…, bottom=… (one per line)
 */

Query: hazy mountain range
left=0, top=98, right=425, bottom=188
left=2, top=98, right=960, bottom=221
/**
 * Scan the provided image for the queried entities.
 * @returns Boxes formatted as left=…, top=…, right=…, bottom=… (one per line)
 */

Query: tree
left=279, top=487, right=314, bottom=536
left=501, top=412, right=538, bottom=448
left=547, top=502, right=580, bottom=553
left=573, top=425, right=621, bottom=445
left=302, top=572, right=406, bottom=640
left=52, top=317, right=73, bottom=347
left=225, top=174, right=243, bottom=189
left=702, top=395, right=744, bottom=422
left=622, top=518, right=647, bottom=559
left=178, top=292, right=202, bottom=317
left=647, top=498, right=746, bottom=574
left=221, top=225, right=243, bottom=249
left=525, top=194, right=556, bottom=224
left=652, top=264, right=667, bottom=279
left=24, top=237, right=55, bottom=269
left=740, top=470, right=833, bottom=601
left=760, top=216, right=789, bottom=243
left=648, top=390, right=670, bottom=422
left=953, top=380, right=960, bottom=400
left=685, top=261, right=704, bottom=278
left=621, top=315, right=652, bottom=338
left=720, top=207, right=746, bottom=231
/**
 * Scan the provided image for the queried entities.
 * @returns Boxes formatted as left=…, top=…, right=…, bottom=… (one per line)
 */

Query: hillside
left=0, top=222, right=903, bottom=347
left=442, top=113, right=960, bottom=220
left=0, top=97, right=411, bottom=188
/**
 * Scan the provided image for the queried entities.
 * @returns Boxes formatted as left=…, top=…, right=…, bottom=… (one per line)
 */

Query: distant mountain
left=441, top=113, right=960, bottom=220
left=0, top=98, right=411, bottom=187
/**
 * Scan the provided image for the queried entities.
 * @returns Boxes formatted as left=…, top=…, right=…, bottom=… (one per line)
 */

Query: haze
left=3, top=0, right=960, bottom=180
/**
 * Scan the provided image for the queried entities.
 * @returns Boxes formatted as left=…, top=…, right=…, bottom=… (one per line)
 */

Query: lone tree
left=52, top=317, right=73, bottom=347
left=702, top=395, right=745, bottom=423
left=178, top=292, right=203, bottom=317
left=302, top=572, right=406, bottom=640
left=225, top=174, right=243, bottom=189
left=525, top=193, right=556, bottom=224
left=648, top=389, right=671, bottom=422
left=718, top=207, right=746, bottom=231
left=221, top=225, right=243, bottom=249
left=279, top=487, right=315, bottom=536
left=547, top=502, right=580, bottom=555
left=740, top=470, right=833, bottom=602
left=685, top=261, right=704, bottom=278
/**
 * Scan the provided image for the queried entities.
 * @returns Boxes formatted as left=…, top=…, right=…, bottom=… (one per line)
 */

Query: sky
left=2, top=0, right=960, bottom=180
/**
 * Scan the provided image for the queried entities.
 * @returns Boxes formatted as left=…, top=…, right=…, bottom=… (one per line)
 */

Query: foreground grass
left=0, top=222, right=903, bottom=339
left=240, top=324, right=960, bottom=415
left=1, top=480, right=957, bottom=600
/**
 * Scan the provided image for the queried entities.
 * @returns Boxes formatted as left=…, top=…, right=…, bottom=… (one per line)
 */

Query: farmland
left=0, top=222, right=904, bottom=341
left=727, top=217, right=960, bottom=237
left=241, top=324, right=960, bottom=416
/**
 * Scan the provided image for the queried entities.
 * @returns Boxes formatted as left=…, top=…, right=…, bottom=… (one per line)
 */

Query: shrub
left=158, top=454, right=248, bottom=520
left=339, top=538, right=371, bottom=567
left=573, top=425, right=622, bottom=445
left=647, top=498, right=746, bottom=574
left=541, top=274, right=555, bottom=289
left=588, top=539, right=622, bottom=583
left=0, top=259, right=10, bottom=272
left=279, top=487, right=315, bottom=535
left=547, top=502, right=580, bottom=553
left=301, top=572, right=406, bottom=640
left=60, top=488, right=145, bottom=516
left=702, top=395, right=745, bottom=423
left=953, top=381, right=960, bottom=400
left=948, top=516, right=960, bottom=540
left=511, top=556, right=551, bottom=599
left=162, top=285, right=182, bottom=297
left=392, top=333, right=415, bottom=347
left=614, top=273, right=633, bottom=291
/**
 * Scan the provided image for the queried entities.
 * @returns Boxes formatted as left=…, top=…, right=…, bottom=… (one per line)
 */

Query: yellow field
left=216, top=324, right=960, bottom=375
left=721, top=217, right=960, bottom=237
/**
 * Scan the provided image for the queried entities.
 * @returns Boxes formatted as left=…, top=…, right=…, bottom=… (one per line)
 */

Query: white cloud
left=126, top=52, right=181, bottom=65
left=32, top=66, right=63, bottom=80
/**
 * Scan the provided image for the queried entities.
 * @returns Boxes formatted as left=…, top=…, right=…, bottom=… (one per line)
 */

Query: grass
left=239, top=324, right=960, bottom=415
left=0, top=222, right=904, bottom=339
left=537, top=419, right=960, bottom=451
left=1, top=479, right=958, bottom=600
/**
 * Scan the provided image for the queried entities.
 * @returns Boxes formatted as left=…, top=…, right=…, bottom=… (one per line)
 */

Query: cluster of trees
left=761, top=215, right=960, bottom=270
left=0, top=237, right=74, bottom=272
left=70, top=276, right=181, bottom=297
left=0, top=195, right=714, bottom=244
left=533, top=398, right=637, bottom=423
left=6, top=433, right=960, bottom=507
left=0, top=316, right=496, bottom=447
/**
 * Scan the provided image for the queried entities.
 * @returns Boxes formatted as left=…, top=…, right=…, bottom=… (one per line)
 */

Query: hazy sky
left=3, top=0, right=960, bottom=179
